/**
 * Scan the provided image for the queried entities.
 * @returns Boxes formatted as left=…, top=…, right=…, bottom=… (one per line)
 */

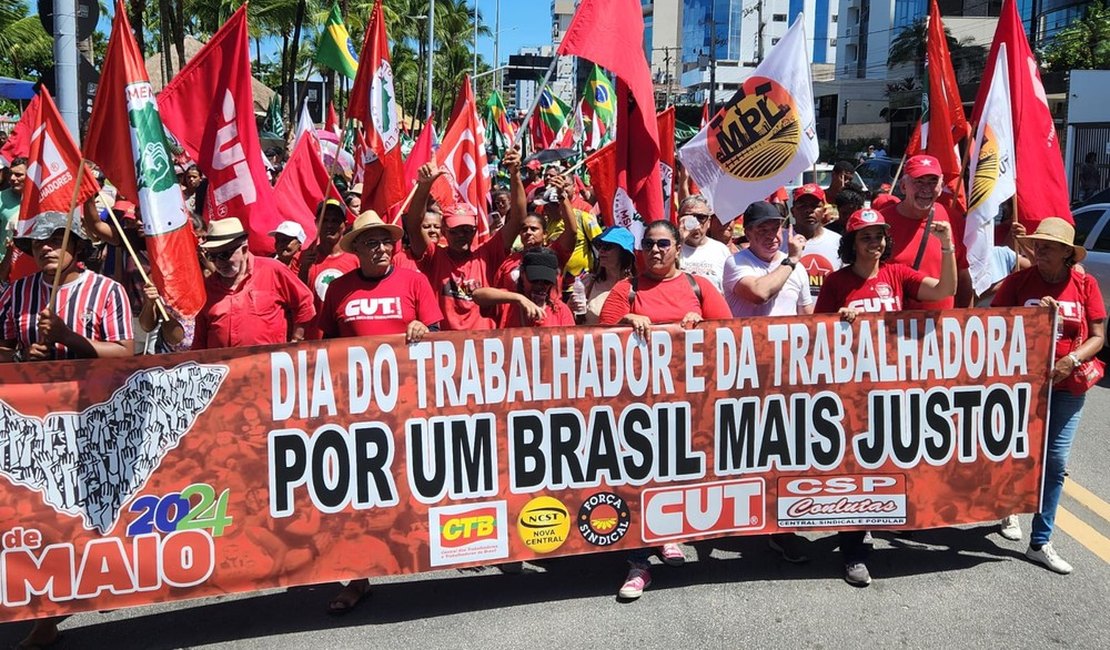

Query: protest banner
left=0, top=308, right=1051, bottom=621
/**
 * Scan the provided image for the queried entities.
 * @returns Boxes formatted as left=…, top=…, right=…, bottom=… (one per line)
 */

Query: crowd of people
left=0, top=139, right=1104, bottom=642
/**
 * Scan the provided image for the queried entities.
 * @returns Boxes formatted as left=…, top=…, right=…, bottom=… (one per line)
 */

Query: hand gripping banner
left=0, top=308, right=1051, bottom=621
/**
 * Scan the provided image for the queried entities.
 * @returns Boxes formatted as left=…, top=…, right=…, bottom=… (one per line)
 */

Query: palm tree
left=0, top=0, right=54, bottom=79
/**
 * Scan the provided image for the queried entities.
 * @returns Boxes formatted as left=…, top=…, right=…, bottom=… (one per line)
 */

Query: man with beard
left=877, top=155, right=972, bottom=309
left=193, top=218, right=315, bottom=349
left=473, top=246, right=575, bottom=328
left=791, top=184, right=841, bottom=299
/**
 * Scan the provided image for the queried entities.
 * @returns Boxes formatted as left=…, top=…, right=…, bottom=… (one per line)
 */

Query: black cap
left=743, top=201, right=785, bottom=228
left=521, top=247, right=559, bottom=284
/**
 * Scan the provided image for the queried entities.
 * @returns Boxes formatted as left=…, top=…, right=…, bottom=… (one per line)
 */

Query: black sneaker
left=768, top=533, right=809, bottom=563
left=844, top=561, right=872, bottom=587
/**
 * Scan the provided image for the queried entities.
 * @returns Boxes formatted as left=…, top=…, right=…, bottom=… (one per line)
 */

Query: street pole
left=473, top=0, right=478, bottom=88
left=53, top=0, right=80, bottom=143
left=494, top=0, right=501, bottom=91
left=709, top=4, right=717, bottom=115
left=426, top=0, right=435, bottom=120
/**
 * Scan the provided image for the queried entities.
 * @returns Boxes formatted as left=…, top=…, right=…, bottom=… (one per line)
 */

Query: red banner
left=0, top=309, right=1051, bottom=622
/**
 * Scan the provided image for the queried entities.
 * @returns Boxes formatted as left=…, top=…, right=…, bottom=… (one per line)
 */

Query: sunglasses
left=356, top=238, right=395, bottom=250
left=683, top=213, right=712, bottom=223
left=596, top=242, right=621, bottom=252
left=207, top=245, right=244, bottom=261
left=642, top=238, right=674, bottom=250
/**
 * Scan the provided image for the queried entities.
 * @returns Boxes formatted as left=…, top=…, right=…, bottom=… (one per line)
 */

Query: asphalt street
left=3, top=383, right=1109, bottom=650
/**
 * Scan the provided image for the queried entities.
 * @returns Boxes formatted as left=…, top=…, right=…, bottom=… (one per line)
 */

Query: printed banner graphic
left=0, top=309, right=1050, bottom=621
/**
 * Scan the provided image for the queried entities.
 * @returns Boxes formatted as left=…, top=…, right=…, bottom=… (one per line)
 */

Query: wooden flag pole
left=95, top=197, right=171, bottom=322
left=888, top=150, right=909, bottom=195
left=47, top=161, right=89, bottom=313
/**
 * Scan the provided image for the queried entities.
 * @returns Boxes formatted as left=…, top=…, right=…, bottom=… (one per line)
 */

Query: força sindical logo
left=577, top=492, right=630, bottom=546
left=708, top=77, right=801, bottom=181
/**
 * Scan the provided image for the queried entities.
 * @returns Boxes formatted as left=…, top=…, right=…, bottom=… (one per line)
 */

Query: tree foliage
left=1042, top=1, right=1110, bottom=72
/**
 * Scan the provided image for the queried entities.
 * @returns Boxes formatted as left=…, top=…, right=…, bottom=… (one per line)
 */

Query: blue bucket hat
left=595, top=225, right=635, bottom=255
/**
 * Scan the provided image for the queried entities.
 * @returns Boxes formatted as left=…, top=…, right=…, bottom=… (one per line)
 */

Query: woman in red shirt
left=814, top=208, right=955, bottom=587
left=991, top=217, right=1106, bottom=575
left=598, top=220, right=731, bottom=601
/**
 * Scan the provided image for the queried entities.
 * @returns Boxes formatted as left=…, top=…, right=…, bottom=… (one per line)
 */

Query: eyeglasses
left=207, top=245, right=244, bottom=261
left=682, top=213, right=712, bottom=223
left=356, top=238, right=395, bottom=250
left=642, top=238, right=674, bottom=250
left=596, top=242, right=620, bottom=252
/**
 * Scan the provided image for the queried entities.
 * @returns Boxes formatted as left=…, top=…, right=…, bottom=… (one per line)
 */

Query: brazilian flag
left=316, top=1, right=358, bottom=79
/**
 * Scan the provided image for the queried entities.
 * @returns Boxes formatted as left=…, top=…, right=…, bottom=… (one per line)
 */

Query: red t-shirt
left=879, top=202, right=968, bottom=310
left=318, top=267, right=444, bottom=339
left=194, top=254, right=316, bottom=350
left=598, top=273, right=732, bottom=325
left=495, top=297, right=577, bottom=329
left=302, top=251, right=360, bottom=339
left=392, top=245, right=422, bottom=272
left=419, top=235, right=508, bottom=331
left=814, top=263, right=927, bottom=314
left=492, top=243, right=572, bottom=292
left=992, top=267, right=1107, bottom=363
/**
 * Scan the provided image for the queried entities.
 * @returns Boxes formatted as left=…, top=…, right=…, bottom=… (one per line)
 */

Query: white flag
left=294, top=100, right=315, bottom=150
left=678, top=16, right=819, bottom=219
left=965, top=43, right=1016, bottom=296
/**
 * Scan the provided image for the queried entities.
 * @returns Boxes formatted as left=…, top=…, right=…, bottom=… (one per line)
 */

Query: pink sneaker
left=660, top=543, right=686, bottom=566
left=618, top=566, right=651, bottom=599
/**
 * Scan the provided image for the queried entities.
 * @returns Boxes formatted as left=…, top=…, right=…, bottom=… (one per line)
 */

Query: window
left=772, top=37, right=780, bottom=45
left=1073, top=208, right=1106, bottom=246
left=772, top=13, right=787, bottom=21
left=830, top=38, right=837, bottom=47
left=832, top=15, right=838, bottom=23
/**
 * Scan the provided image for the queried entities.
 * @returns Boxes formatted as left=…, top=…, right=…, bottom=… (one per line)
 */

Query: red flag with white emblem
left=438, top=75, right=491, bottom=236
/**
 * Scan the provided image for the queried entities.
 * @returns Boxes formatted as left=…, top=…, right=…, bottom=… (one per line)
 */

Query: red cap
left=871, top=194, right=900, bottom=210
left=792, top=183, right=826, bottom=203
left=766, top=187, right=788, bottom=204
left=525, top=159, right=542, bottom=170
left=904, top=154, right=942, bottom=178
left=444, top=203, right=478, bottom=229
left=844, top=208, right=889, bottom=233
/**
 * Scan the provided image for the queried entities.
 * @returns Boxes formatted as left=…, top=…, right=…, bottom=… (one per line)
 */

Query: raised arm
left=404, top=164, right=447, bottom=259
left=499, top=149, right=526, bottom=253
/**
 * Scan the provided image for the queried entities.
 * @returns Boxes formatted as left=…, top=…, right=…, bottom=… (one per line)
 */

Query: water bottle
left=571, top=275, right=588, bottom=316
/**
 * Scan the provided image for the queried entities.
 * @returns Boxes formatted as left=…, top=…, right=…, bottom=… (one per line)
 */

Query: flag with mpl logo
left=678, top=16, right=818, bottom=221
left=85, top=0, right=206, bottom=317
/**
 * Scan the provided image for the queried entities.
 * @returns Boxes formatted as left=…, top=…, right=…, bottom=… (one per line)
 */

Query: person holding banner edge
left=599, top=218, right=732, bottom=600
left=990, top=217, right=1106, bottom=574
left=815, top=207, right=957, bottom=586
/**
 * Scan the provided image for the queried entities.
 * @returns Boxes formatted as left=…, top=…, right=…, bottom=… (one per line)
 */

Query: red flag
left=16, top=88, right=99, bottom=240
left=403, top=117, right=436, bottom=190
left=557, top=0, right=663, bottom=223
left=700, top=101, right=709, bottom=129
left=349, top=0, right=406, bottom=217
left=585, top=142, right=617, bottom=227
left=84, top=0, right=206, bottom=317
left=657, top=106, right=676, bottom=222
left=971, top=0, right=1070, bottom=226
left=438, top=75, right=491, bottom=235
left=0, top=93, right=41, bottom=167
left=909, top=0, right=970, bottom=209
left=157, top=6, right=278, bottom=254
left=325, top=101, right=339, bottom=135
left=272, top=134, right=346, bottom=243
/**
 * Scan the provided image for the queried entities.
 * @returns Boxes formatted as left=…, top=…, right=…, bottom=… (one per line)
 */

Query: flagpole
left=94, top=196, right=171, bottom=322
left=47, top=160, right=89, bottom=313
left=511, top=56, right=560, bottom=149
left=889, top=149, right=909, bottom=195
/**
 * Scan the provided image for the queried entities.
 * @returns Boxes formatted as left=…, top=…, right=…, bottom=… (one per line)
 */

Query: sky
left=473, top=0, right=553, bottom=68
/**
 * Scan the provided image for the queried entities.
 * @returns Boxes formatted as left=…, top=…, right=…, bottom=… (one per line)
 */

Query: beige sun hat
left=200, top=217, right=248, bottom=249
left=340, top=210, right=403, bottom=253
left=1017, top=217, right=1086, bottom=264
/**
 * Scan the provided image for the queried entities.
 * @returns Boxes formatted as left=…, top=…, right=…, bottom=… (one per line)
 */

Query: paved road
left=3, top=384, right=1109, bottom=649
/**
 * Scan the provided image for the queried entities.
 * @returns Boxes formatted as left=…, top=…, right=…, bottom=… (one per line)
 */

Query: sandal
left=326, top=580, right=371, bottom=616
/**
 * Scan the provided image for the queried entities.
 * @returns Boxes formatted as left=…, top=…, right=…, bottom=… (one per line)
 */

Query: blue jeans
left=1031, top=391, right=1086, bottom=546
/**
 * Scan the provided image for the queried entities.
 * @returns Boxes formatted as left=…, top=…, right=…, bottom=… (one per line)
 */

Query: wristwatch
left=781, top=259, right=797, bottom=270
left=1067, top=352, right=1082, bottom=367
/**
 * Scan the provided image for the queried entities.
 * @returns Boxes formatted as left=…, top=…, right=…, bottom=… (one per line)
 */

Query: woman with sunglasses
left=567, top=225, right=636, bottom=325
left=598, top=220, right=731, bottom=600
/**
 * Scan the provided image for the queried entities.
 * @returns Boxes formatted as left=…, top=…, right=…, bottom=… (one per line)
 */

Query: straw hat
left=1017, top=217, right=1086, bottom=264
left=340, top=210, right=403, bottom=253
left=200, top=217, right=248, bottom=249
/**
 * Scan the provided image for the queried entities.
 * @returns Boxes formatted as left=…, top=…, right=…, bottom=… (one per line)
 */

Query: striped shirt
left=1, top=270, right=134, bottom=360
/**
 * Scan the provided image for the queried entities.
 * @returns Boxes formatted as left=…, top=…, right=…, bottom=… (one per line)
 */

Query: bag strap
left=627, top=275, right=638, bottom=308
left=911, top=207, right=936, bottom=271
left=684, top=272, right=703, bottom=305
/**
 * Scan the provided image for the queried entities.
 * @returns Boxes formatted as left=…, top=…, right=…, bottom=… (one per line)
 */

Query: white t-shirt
left=797, top=228, right=842, bottom=298
left=722, top=248, right=814, bottom=317
left=680, top=238, right=731, bottom=295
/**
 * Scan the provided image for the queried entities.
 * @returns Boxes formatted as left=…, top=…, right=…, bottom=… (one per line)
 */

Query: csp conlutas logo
left=708, top=76, right=801, bottom=182
left=371, top=61, right=400, bottom=151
